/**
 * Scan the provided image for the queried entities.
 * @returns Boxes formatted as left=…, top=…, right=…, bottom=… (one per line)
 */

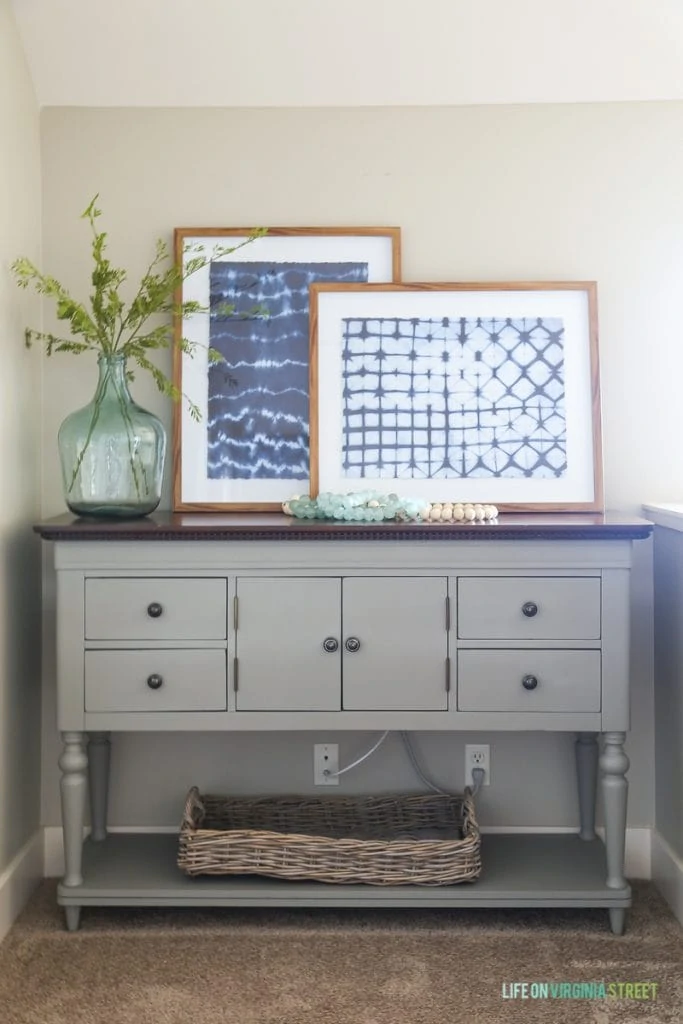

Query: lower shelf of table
left=57, top=833, right=631, bottom=909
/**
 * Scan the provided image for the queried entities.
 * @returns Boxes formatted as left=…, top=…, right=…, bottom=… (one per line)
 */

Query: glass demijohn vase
left=58, top=354, right=166, bottom=517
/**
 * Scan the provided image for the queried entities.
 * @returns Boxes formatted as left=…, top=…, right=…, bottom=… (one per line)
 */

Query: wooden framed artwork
left=309, top=282, right=603, bottom=512
left=173, top=227, right=401, bottom=511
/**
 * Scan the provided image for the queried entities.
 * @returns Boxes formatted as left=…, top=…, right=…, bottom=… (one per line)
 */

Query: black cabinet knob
left=147, top=602, right=163, bottom=618
left=147, top=673, right=163, bottom=690
left=345, top=637, right=361, bottom=653
left=522, top=601, right=538, bottom=618
left=322, top=637, right=339, bottom=653
left=522, top=674, right=538, bottom=691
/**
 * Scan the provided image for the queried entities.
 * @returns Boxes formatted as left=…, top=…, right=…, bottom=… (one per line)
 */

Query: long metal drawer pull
left=146, top=673, right=163, bottom=690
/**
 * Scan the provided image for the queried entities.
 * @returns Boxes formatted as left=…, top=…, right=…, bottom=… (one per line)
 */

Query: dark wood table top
left=34, top=511, right=653, bottom=542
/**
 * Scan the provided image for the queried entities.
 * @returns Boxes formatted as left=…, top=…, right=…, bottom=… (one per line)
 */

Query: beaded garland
left=282, top=492, right=498, bottom=524
left=423, top=501, right=498, bottom=523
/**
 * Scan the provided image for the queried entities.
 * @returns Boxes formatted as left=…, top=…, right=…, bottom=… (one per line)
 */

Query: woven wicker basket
left=177, top=786, right=481, bottom=886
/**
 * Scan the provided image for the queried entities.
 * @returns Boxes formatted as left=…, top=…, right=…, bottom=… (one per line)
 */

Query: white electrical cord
left=324, top=729, right=485, bottom=797
left=324, top=730, right=390, bottom=779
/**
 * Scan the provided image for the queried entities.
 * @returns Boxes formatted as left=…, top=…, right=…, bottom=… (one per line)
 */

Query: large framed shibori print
left=173, top=227, right=401, bottom=511
left=309, top=282, right=603, bottom=511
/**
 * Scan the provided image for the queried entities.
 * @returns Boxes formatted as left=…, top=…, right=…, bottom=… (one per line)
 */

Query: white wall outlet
left=465, top=743, right=491, bottom=786
left=314, top=743, right=339, bottom=786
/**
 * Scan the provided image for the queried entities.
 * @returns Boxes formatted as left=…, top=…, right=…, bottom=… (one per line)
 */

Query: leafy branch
left=11, top=195, right=267, bottom=417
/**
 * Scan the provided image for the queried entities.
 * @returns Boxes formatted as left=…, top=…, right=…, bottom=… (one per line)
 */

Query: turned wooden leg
left=600, top=732, right=629, bottom=890
left=575, top=732, right=598, bottom=840
left=59, top=732, right=87, bottom=888
left=88, top=732, right=110, bottom=842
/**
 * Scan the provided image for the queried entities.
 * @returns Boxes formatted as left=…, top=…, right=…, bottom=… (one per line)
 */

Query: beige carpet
left=1, top=881, right=682, bottom=1023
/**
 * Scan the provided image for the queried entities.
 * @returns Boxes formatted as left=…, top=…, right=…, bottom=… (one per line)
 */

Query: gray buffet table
left=35, top=512, right=652, bottom=933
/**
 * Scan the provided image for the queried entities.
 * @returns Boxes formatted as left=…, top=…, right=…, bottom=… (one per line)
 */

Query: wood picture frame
left=309, top=281, right=603, bottom=512
left=172, top=227, right=401, bottom=511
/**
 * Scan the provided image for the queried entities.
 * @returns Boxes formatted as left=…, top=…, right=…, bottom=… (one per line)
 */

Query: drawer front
left=457, top=577, right=601, bottom=640
left=85, top=578, right=227, bottom=640
left=85, top=650, right=227, bottom=712
left=457, top=650, right=601, bottom=712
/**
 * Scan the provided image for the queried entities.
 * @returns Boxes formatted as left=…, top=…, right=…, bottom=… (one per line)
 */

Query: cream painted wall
left=39, top=104, right=663, bottom=829
left=0, top=0, right=42, bottom=872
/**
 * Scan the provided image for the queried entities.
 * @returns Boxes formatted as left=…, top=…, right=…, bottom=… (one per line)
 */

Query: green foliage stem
left=11, top=195, right=267, bottom=416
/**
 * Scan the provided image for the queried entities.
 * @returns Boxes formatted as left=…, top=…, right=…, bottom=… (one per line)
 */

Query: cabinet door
left=342, top=577, right=449, bottom=711
left=235, top=578, right=341, bottom=711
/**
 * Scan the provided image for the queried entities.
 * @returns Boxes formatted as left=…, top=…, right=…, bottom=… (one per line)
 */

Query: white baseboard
left=596, top=826, right=652, bottom=880
left=0, top=832, right=43, bottom=942
left=43, top=825, right=652, bottom=879
left=652, top=830, right=683, bottom=925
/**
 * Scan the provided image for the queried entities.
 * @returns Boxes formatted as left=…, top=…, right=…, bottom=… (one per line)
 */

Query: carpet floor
left=0, top=881, right=681, bottom=1023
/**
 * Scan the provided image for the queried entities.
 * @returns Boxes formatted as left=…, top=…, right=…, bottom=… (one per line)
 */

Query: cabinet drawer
left=457, top=650, right=601, bottom=712
left=85, top=650, right=227, bottom=712
left=457, top=577, right=600, bottom=640
left=85, top=578, right=227, bottom=640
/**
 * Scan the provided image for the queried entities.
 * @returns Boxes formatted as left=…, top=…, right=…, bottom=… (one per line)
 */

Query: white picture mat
left=179, top=234, right=395, bottom=504
left=315, top=288, right=598, bottom=504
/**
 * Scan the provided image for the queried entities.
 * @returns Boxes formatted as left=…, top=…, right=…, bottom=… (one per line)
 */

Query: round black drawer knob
left=147, top=674, right=163, bottom=690
left=522, top=601, right=538, bottom=618
left=322, top=637, right=339, bottom=653
left=345, top=637, right=361, bottom=653
left=147, top=602, right=163, bottom=618
left=522, top=674, right=539, bottom=691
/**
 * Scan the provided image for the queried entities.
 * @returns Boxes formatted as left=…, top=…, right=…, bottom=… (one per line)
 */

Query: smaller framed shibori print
left=309, top=282, right=603, bottom=512
left=173, top=227, right=401, bottom=511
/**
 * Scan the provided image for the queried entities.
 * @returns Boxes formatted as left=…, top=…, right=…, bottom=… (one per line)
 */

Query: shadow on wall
left=0, top=523, right=42, bottom=870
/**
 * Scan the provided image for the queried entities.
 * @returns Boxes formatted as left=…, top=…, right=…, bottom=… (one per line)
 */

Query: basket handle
left=181, top=786, right=206, bottom=830
left=462, top=786, right=479, bottom=834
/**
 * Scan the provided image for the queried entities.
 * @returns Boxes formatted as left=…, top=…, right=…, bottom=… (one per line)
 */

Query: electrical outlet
left=465, top=744, right=491, bottom=786
left=314, top=743, right=339, bottom=785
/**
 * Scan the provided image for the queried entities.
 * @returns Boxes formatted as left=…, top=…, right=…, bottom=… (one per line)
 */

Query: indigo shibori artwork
left=309, top=283, right=602, bottom=512
left=173, top=228, right=401, bottom=511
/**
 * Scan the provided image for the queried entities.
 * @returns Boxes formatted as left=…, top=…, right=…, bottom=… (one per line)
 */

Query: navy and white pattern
left=341, top=316, right=566, bottom=479
left=208, top=261, right=368, bottom=479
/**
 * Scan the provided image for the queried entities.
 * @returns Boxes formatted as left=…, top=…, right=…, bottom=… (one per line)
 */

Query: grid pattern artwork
left=207, top=261, right=368, bottom=479
left=341, top=316, right=566, bottom=479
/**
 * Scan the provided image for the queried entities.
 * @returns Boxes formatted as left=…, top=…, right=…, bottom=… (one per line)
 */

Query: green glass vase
left=58, top=354, right=166, bottom=518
